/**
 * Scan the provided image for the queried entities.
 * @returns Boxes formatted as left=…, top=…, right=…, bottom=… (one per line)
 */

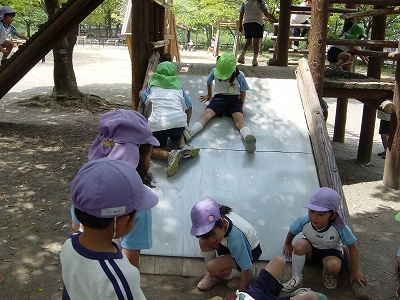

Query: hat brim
left=190, top=222, right=215, bottom=236
left=136, top=185, right=159, bottom=210
left=214, top=69, right=230, bottom=80
left=395, top=212, right=400, bottom=222
left=344, top=32, right=359, bottom=40
left=304, top=203, right=330, bottom=212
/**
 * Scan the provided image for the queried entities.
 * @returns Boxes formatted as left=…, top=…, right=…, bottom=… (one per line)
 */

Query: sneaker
left=245, top=134, right=256, bottom=153
left=378, top=150, right=386, bottom=156
left=322, top=268, right=337, bottom=289
left=179, top=144, right=200, bottom=158
left=293, top=45, right=299, bottom=51
left=166, top=149, right=183, bottom=177
left=282, top=277, right=303, bottom=292
left=238, top=55, right=245, bottom=64
left=226, top=277, right=240, bottom=289
left=183, top=127, right=191, bottom=142
left=252, top=59, right=258, bottom=66
left=197, top=274, right=222, bottom=291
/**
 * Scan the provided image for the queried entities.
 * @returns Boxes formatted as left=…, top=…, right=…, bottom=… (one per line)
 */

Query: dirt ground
left=0, top=47, right=400, bottom=300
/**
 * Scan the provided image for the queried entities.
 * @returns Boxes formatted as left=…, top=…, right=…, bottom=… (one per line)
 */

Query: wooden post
left=333, top=98, right=348, bottom=143
left=276, top=0, right=291, bottom=66
left=383, top=40, right=400, bottom=189
left=357, top=8, right=386, bottom=164
left=307, top=0, right=330, bottom=100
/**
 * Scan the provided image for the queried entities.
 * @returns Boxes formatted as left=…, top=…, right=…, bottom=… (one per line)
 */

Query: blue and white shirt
left=61, top=232, right=146, bottom=300
left=0, top=22, right=18, bottom=44
left=222, top=212, right=260, bottom=271
left=239, top=0, right=268, bottom=25
left=289, top=215, right=357, bottom=252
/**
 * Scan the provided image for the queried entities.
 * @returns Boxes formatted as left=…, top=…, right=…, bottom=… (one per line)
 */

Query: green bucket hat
left=150, top=61, right=182, bottom=89
left=344, top=23, right=367, bottom=39
left=214, top=53, right=237, bottom=80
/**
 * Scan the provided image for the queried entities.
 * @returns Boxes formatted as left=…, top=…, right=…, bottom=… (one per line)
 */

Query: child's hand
left=224, top=291, right=237, bottom=300
left=199, top=94, right=212, bottom=103
left=350, top=271, right=367, bottom=287
left=283, top=243, right=293, bottom=259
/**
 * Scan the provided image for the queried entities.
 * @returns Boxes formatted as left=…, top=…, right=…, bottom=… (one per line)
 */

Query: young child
left=290, top=0, right=312, bottom=50
left=377, top=109, right=391, bottom=159
left=0, top=6, right=28, bottom=65
left=184, top=53, right=256, bottom=153
left=61, top=158, right=159, bottom=299
left=327, top=22, right=368, bottom=69
left=238, top=0, right=275, bottom=66
left=190, top=197, right=262, bottom=300
left=140, top=61, right=200, bottom=176
left=282, top=187, right=367, bottom=292
left=210, top=256, right=328, bottom=300
left=70, top=109, right=159, bottom=270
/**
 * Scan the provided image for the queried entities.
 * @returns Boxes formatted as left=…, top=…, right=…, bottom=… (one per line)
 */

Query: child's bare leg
left=252, top=38, right=261, bottom=65
left=1, top=40, right=14, bottom=58
left=322, top=256, right=342, bottom=275
left=232, top=112, right=256, bottom=152
left=265, top=255, right=286, bottom=279
left=337, top=52, right=352, bottom=65
left=238, top=38, right=253, bottom=63
left=151, top=147, right=170, bottom=160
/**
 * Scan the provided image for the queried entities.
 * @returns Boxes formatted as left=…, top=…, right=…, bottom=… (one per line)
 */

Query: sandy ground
left=0, top=47, right=400, bottom=300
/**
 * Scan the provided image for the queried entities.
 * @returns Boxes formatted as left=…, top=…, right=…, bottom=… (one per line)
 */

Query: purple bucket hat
left=88, top=109, right=159, bottom=167
left=0, top=6, right=16, bottom=21
left=190, top=197, right=221, bottom=236
left=304, top=187, right=346, bottom=228
left=71, top=158, right=159, bottom=218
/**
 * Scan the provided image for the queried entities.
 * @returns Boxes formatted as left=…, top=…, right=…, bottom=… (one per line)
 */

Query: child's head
left=150, top=61, right=182, bottom=89
left=214, top=53, right=237, bottom=81
left=0, top=6, right=16, bottom=23
left=304, top=187, right=345, bottom=228
left=344, top=23, right=367, bottom=40
left=88, top=109, right=159, bottom=168
left=71, top=158, right=159, bottom=232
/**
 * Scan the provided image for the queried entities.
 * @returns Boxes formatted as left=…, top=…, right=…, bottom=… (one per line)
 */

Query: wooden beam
left=147, top=39, right=170, bottom=50
left=326, top=39, right=399, bottom=48
left=152, top=0, right=171, bottom=9
left=351, top=49, right=400, bottom=60
left=323, top=88, right=393, bottom=99
left=331, top=0, right=400, bottom=5
left=341, top=7, right=399, bottom=19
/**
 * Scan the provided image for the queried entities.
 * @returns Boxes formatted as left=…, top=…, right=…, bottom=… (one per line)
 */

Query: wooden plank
left=352, top=49, right=400, bottom=60
left=342, top=7, right=399, bottom=19
left=332, top=0, right=399, bottom=4
left=147, top=39, right=170, bottom=50
left=323, top=88, right=393, bottom=99
left=326, top=39, right=399, bottom=48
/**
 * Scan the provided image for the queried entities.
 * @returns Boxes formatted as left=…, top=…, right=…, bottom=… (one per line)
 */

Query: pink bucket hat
left=71, top=158, right=158, bottom=218
left=304, top=187, right=346, bottom=228
left=190, top=197, right=221, bottom=236
left=88, top=109, right=159, bottom=167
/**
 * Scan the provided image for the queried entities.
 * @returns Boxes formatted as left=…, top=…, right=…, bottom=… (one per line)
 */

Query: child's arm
left=199, top=83, right=213, bottom=103
left=185, top=107, right=192, bottom=125
left=240, top=91, right=246, bottom=105
left=347, top=243, right=367, bottom=287
left=262, top=8, right=276, bottom=24
left=238, top=11, right=244, bottom=32
left=16, top=32, right=28, bottom=40
left=224, top=269, right=252, bottom=300
left=283, top=231, right=296, bottom=259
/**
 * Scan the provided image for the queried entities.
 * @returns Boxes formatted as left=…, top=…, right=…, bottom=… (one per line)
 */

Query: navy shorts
left=307, top=245, right=343, bottom=265
left=243, top=269, right=291, bottom=300
left=326, top=46, right=343, bottom=63
left=379, top=120, right=390, bottom=135
left=243, top=22, right=264, bottom=39
left=206, top=94, right=243, bottom=117
left=153, top=127, right=184, bottom=148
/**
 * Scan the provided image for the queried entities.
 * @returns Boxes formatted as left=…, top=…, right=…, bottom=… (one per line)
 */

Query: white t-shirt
left=291, top=2, right=310, bottom=24
left=239, top=0, right=267, bottom=26
left=61, top=232, right=146, bottom=300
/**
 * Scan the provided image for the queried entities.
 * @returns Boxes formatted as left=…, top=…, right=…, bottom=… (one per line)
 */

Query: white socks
left=190, top=122, right=203, bottom=137
left=291, top=253, right=306, bottom=281
left=224, top=268, right=241, bottom=280
left=239, top=127, right=251, bottom=140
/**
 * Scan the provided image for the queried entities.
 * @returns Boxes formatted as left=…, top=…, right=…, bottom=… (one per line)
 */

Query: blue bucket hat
left=0, top=6, right=16, bottom=21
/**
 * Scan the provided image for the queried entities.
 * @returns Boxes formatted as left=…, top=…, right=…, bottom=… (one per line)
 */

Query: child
left=61, top=158, right=159, bottom=299
left=190, top=197, right=262, bottom=299
left=140, top=61, right=200, bottom=176
left=238, top=0, right=275, bottom=66
left=327, top=22, right=368, bottom=69
left=290, top=0, right=312, bottom=50
left=210, top=256, right=328, bottom=300
left=282, top=187, right=367, bottom=292
left=0, top=6, right=28, bottom=65
left=184, top=53, right=256, bottom=153
left=377, top=109, right=391, bottom=159
left=71, top=109, right=159, bottom=269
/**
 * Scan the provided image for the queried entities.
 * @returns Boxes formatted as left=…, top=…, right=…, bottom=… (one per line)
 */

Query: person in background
left=290, top=0, right=312, bottom=50
left=238, top=0, right=275, bottom=66
left=0, top=6, right=28, bottom=65
left=377, top=109, right=391, bottom=159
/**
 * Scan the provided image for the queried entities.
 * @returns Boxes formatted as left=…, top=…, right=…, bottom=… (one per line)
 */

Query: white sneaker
left=166, top=150, right=183, bottom=176
left=293, top=45, right=299, bottom=51
left=282, top=277, right=303, bottom=292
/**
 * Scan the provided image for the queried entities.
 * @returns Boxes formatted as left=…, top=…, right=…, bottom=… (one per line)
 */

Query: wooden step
left=268, top=48, right=309, bottom=54
left=273, top=23, right=311, bottom=28
left=270, top=36, right=308, bottom=41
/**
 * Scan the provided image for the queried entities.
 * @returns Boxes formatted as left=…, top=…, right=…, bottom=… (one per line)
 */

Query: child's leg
left=336, top=52, right=352, bottom=65
left=207, top=253, right=237, bottom=279
left=321, top=255, right=342, bottom=275
left=238, top=38, right=253, bottom=63
left=252, top=38, right=261, bottom=65
left=1, top=40, right=14, bottom=58
left=265, top=255, right=286, bottom=279
left=151, top=147, right=170, bottom=160
left=190, top=108, right=217, bottom=137
left=232, top=112, right=256, bottom=152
